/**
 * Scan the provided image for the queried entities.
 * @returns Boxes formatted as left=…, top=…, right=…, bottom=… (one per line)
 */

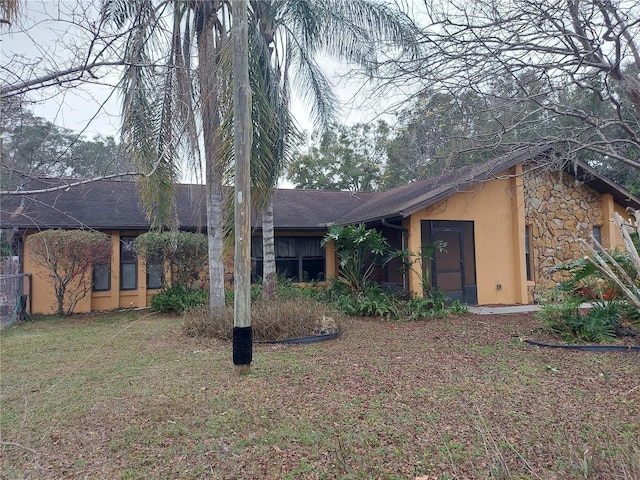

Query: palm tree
left=0, top=0, right=19, bottom=25
left=247, top=0, right=420, bottom=299
left=104, top=0, right=231, bottom=315
left=105, top=0, right=419, bottom=312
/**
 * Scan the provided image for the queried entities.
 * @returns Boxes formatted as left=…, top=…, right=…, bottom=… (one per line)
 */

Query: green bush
left=540, top=248, right=640, bottom=342
left=150, top=284, right=209, bottom=314
left=537, top=290, right=625, bottom=343
left=324, top=282, right=466, bottom=320
left=135, top=232, right=208, bottom=286
left=573, top=302, right=619, bottom=342
left=335, top=286, right=400, bottom=319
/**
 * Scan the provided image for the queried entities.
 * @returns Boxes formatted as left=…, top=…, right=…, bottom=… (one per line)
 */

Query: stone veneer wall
left=523, top=167, right=603, bottom=296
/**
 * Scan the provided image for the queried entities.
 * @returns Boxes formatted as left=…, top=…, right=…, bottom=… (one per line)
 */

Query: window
left=593, top=226, right=602, bottom=250
left=251, top=236, right=325, bottom=282
left=120, top=236, right=137, bottom=290
left=146, top=261, right=164, bottom=289
left=93, top=263, right=111, bottom=291
left=525, top=225, right=533, bottom=281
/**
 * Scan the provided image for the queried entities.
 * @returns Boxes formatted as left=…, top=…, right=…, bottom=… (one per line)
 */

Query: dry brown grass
left=182, top=297, right=339, bottom=341
left=1, top=311, right=638, bottom=479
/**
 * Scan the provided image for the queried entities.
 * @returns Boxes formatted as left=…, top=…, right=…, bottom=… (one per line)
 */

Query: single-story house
left=2, top=145, right=639, bottom=315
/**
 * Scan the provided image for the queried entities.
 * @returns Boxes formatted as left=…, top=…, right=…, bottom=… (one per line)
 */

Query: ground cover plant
left=1, top=310, right=638, bottom=479
left=540, top=251, right=640, bottom=343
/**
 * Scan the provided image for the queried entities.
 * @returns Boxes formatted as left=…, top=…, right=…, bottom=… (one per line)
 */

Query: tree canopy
left=0, top=101, right=130, bottom=190
left=287, top=122, right=390, bottom=191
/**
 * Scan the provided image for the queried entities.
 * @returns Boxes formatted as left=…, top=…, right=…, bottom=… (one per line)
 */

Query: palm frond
left=1, top=0, right=19, bottom=23
left=113, top=0, right=181, bottom=229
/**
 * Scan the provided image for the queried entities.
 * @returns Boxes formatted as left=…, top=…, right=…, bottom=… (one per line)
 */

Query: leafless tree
left=373, top=0, right=640, bottom=170
left=0, top=1, right=149, bottom=194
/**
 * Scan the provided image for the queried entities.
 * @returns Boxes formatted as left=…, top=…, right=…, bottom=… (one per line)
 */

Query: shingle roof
left=2, top=146, right=639, bottom=232
left=270, top=188, right=376, bottom=230
left=335, top=145, right=551, bottom=224
left=1, top=178, right=208, bottom=231
left=0, top=178, right=371, bottom=231
left=567, top=160, right=640, bottom=210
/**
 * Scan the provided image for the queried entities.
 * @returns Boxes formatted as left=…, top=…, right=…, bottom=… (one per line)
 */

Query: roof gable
left=334, top=145, right=554, bottom=224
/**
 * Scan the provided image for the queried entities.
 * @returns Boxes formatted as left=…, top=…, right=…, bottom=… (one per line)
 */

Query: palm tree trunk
left=196, top=4, right=226, bottom=317
left=261, top=191, right=277, bottom=299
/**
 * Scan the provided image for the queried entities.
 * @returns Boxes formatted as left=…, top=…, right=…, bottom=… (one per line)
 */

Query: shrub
left=335, top=286, right=401, bottom=319
left=537, top=289, right=627, bottom=343
left=324, top=282, right=465, bottom=321
left=323, top=224, right=391, bottom=295
left=135, top=232, right=208, bottom=287
left=151, top=284, right=209, bottom=314
left=26, top=229, right=111, bottom=316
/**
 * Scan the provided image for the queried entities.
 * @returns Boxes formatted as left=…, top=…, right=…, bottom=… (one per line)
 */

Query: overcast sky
left=1, top=0, right=423, bottom=154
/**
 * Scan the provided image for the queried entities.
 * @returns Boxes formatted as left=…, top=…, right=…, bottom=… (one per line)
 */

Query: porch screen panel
left=436, top=271, right=463, bottom=291
left=434, top=231, right=461, bottom=270
left=298, top=237, right=323, bottom=257
left=251, top=236, right=325, bottom=282
left=251, top=237, right=263, bottom=257
left=462, top=222, right=477, bottom=285
left=275, top=237, right=296, bottom=257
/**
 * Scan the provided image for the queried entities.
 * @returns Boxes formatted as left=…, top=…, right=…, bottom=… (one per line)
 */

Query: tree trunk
left=261, top=192, right=277, bottom=300
left=196, top=5, right=226, bottom=318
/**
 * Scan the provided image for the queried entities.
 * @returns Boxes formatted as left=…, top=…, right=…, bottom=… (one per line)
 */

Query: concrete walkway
left=468, top=303, right=593, bottom=315
left=468, top=305, right=541, bottom=315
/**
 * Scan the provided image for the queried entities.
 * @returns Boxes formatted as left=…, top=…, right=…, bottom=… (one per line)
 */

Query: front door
left=421, top=220, right=477, bottom=304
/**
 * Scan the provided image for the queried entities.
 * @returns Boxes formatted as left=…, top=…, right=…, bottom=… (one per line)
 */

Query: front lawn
left=1, top=311, right=638, bottom=479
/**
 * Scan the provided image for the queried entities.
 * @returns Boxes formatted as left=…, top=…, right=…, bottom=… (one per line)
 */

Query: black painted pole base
left=233, top=326, right=253, bottom=374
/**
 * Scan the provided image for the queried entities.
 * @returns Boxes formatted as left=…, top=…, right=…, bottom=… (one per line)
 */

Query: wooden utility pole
left=232, top=0, right=252, bottom=375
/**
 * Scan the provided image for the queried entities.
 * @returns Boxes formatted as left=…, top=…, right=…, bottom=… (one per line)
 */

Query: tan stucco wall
left=25, top=230, right=151, bottom=315
left=25, top=229, right=334, bottom=315
left=406, top=166, right=632, bottom=306
left=611, top=200, right=633, bottom=248
left=407, top=168, right=525, bottom=305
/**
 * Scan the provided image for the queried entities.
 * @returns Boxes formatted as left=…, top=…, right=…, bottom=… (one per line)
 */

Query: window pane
left=93, top=264, right=110, bottom=291
left=251, top=237, right=263, bottom=257
left=275, top=237, right=297, bottom=257
left=121, top=263, right=137, bottom=290
left=301, top=258, right=325, bottom=281
left=251, top=236, right=326, bottom=283
left=121, top=237, right=137, bottom=262
left=275, top=259, right=298, bottom=280
left=593, top=226, right=602, bottom=249
left=298, top=237, right=324, bottom=257
left=252, top=259, right=264, bottom=282
left=147, top=263, right=163, bottom=289
left=525, top=225, right=532, bottom=281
